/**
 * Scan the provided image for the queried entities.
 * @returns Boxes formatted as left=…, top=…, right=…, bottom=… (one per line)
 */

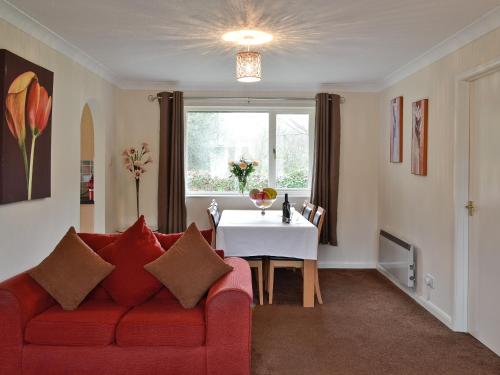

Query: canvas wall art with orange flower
left=411, top=98, right=428, bottom=176
left=0, top=49, right=53, bottom=204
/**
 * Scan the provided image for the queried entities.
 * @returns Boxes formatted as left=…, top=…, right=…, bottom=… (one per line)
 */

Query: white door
left=468, top=69, right=500, bottom=356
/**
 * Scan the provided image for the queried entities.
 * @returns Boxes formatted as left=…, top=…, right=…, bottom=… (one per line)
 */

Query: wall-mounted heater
left=378, top=230, right=415, bottom=289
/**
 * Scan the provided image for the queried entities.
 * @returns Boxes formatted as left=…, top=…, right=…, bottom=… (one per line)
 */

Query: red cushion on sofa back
left=98, top=216, right=164, bottom=306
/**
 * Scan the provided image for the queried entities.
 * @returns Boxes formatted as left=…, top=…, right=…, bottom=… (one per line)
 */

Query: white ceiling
left=5, top=0, right=500, bottom=90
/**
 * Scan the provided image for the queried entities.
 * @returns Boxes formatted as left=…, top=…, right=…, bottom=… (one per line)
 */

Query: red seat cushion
left=25, top=300, right=129, bottom=346
left=99, top=216, right=165, bottom=306
left=116, top=298, right=206, bottom=347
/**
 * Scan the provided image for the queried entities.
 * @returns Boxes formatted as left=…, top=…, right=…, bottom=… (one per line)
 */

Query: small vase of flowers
left=229, top=158, right=258, bottom=194
left=123, top=143, right=152, bottom=218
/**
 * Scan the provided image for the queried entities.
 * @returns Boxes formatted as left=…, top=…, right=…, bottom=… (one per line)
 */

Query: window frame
left=184, top=105, right=315, bottom=197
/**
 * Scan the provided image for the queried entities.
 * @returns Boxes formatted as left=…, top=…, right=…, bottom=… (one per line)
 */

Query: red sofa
left=0, top=252, right=252, bottom=374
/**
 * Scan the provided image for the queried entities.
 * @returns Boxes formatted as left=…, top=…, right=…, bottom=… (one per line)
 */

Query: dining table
left=217, top=209, right=318, bottom=307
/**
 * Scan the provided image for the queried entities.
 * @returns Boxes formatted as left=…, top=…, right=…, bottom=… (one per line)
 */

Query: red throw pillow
left=99, top=216, right=164, bottom=306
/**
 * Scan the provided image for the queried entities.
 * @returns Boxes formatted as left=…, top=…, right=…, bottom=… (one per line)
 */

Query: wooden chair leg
left=257, top=262, right=263, bottom=305
left=315, top=266, right=323, bottom=304
left=263, top=258, right=268, bottom=292
left=268, top=262, right=275, bottom=305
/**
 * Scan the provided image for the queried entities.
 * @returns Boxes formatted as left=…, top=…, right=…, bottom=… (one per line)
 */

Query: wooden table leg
left=303, top=260, right=315, bottom=308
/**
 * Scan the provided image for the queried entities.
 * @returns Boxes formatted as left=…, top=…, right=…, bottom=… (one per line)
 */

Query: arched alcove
left=80, top=103, right=95, bottom=232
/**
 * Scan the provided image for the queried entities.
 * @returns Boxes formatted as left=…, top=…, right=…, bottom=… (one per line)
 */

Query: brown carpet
left=251, top=269, right=500, bottom=375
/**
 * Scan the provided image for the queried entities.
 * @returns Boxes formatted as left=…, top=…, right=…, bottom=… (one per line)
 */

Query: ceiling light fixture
left=222, top=29, right=273, bottom=45
left=236, top=51, right=262, bottom=82
left=222, top=29, right=272, bottom=83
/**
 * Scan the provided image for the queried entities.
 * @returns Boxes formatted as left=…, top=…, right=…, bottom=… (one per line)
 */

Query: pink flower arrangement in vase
left=123, top=143, right=152, bottom=218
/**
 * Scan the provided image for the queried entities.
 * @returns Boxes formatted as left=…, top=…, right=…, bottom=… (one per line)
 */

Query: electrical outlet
left=424, top=274, right=435, bottom=289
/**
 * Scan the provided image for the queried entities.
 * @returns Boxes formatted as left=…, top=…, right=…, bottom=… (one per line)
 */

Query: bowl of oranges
left=249, top=188, right=278, bottom=215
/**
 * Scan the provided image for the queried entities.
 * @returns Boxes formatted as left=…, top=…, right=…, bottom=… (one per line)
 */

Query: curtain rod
left=147, top=95, right=346, bottom=103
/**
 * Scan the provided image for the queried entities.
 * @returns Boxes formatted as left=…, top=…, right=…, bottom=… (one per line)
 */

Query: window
left=276, top=114, right=311, bottom=189
left=185, top=108, right=314, bottom=194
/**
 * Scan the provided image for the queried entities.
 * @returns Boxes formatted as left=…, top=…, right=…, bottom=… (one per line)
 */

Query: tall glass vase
left=135, top=178, right=140, bottom=218
left=238, top=176, right=247, bottom=195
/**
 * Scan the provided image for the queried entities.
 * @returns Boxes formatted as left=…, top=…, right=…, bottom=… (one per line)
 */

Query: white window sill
left=186, top=190, right=311, bottom=198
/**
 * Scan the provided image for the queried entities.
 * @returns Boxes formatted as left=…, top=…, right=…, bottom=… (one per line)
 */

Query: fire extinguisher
left=87, top=174, right=94, bottom=201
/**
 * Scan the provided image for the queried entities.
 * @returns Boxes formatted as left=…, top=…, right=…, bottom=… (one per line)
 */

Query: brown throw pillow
left=144, top=223, right=233, bottom=309
left=29, top=227, right=115, bottom=310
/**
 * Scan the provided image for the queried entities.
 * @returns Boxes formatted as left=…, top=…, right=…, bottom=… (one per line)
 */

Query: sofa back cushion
left=155, top=230, right=225, bottom=259
left=78, top=227, right=221, bottom=303
left=78, top=232, right=120, bottom=255
left=154, top=229, right=213, bottom=251
left=79, top=229, right=218, bottom=256
left=99, top=216, right=165, bottom=307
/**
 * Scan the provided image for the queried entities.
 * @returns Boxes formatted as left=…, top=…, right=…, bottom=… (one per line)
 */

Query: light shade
left=236, top=51, right=261, bottom=83
left=222, top=29, right=273, bottom=46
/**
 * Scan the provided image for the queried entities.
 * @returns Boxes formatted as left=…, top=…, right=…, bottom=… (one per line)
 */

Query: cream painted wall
left=378, top=27, right=500, bottom=319
left=114, top=90, right=379, bottom=268
left=0, top=18, right=117, bottom=281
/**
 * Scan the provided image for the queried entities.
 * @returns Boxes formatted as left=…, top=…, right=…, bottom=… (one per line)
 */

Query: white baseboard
left=376, top=265, right=453, bottom=330
left=415, top=295, right=453, bottom=329
left=318, top=261, right=377, bottom=269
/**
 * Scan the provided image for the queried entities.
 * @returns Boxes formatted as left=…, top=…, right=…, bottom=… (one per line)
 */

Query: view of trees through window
left=276, top=114, right=310, bottom=189
left=186, top=110, right=312, bottom=193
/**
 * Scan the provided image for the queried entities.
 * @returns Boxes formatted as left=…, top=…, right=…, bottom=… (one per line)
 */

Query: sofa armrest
left=0, top=272, right=54, bottom=374
left=205, top=257, right=253, bottom=375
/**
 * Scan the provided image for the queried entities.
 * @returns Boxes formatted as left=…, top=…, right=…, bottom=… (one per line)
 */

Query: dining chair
left=267, top=206, right=325, bottom=305
left=310, top=206, right=326, bottom=304
left=302, top=202, right=315, bottom=221
left=206, top=199, right=264, bottom=305
left=246, top=257, right=264, bottom=306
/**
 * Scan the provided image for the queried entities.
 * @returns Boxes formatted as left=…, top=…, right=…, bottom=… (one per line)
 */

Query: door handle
left=465, top=201, right=475, bottom=216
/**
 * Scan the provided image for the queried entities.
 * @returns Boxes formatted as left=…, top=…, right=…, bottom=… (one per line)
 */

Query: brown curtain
left=311, top=93, right=341, bottom=245
left=157, top=91, right=187, bottom=233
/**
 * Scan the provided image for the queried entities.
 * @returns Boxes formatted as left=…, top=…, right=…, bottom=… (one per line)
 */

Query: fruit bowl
left=249, top=188, right=277, bottom=215
left=250, top=198, right=276, bottom=215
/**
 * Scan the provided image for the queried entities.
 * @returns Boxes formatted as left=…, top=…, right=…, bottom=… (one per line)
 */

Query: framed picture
left=411, top=98, right=428, bottom=176
left=390, top=96, right=403, bottom=163
left=0, top=49, right=53, bottom=204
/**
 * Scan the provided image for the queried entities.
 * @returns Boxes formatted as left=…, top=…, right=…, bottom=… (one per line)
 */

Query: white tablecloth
left=217, top=210, right=318, bottom=260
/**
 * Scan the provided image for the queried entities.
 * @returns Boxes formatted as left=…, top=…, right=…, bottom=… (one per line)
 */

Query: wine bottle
left=282, top=193, right=291, bottom=223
